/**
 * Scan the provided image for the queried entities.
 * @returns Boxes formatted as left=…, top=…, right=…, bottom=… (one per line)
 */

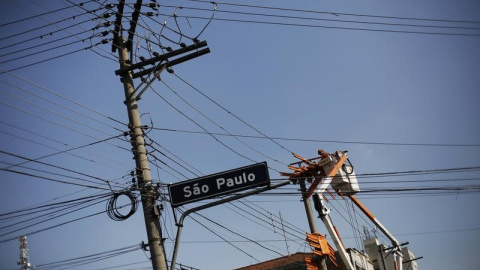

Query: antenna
left=17, top=235, right=33, bottom=270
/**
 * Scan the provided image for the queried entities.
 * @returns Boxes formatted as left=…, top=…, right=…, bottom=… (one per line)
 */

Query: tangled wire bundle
left=106, top=191, right=139, bottom=221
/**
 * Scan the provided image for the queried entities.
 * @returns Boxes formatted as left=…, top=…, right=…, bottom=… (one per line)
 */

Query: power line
left=193, top=211, right=286, bottom=256
left=0, top=1, right=96, bottom=28
left=0, top=39, right=111, bottom=73
left=164, top=14, right=480, bottom=37
left=0, top=194, right=109, bottom=238
left=149, top=85, right=257, bottom=164
left=0, top=169, right=111, bottom=190
left=161, top=79, right=287, bottom=167
left=162, top=4, right=480, bottom=31
left=173, top=74, right=295, bottom=154
left=0, top=150, right=115, bottom=186
left=35, top=0, right=119, bottom=62
left=0, top=79, right=124, bottom=133
left=0, top=121, right=131, bottom=170
left=1, top=69, right=125, bottom=126
left=0, top=32, right=108, bottom=65
left=33, top=243, right=141, bottom=270
left=0, top=205, right=104, bottom=244
left=182, top=0, right=480, bottom=24
left=0, top=3, right=108, bottom=42
left=185, top=212, right=260, bottom=262
left=151, top=127, right=480, bottom=147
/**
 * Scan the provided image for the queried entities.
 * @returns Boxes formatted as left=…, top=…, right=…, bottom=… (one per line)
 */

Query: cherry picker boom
left=282, top=149, right=406, bottom=270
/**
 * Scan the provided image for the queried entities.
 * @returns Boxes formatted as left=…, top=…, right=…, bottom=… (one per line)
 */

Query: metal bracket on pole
left=169, top=180, right=290, bottom=270
left=131, top=65, right=166, bottom=100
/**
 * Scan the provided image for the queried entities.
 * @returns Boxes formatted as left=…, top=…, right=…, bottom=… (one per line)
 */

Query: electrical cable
left=194, top=211, right=287, bottom=256
left=0, top=195, right=110, bottom=239
left=33, top=243, right=141, bottom=269
left=1, top=69, right=125, bottom=126
left=161, top=13, right=480, bottom=37
left=0, top=39, right=111, bottom=73
left=173, top=74, right=296, bottom=154
left=106, top=190, right=139, bottom=221
left=0, top=193, right=109, bottom=232
left=161, top=79, right=287, bottom=167
left=0, top=192, right=111, bottom=218
left=0, top=150, right=114, bottom=185
left=152, top=127, right=480, bottom=147
left=182, top=0, right=480, bottom=24
left=149, top=85, right=257, bottom=164
left=0, top=121, right=131, bottom=170
left=0, top=32, right=109, bottom=65
left=162, top=4, right=480, bottom=31
left=147, top=136, right=203, bottom=176
left=0, top=1, right=96, bottom=28
left=0, top=161, right=124, bottom=191
left=0, top=28, right=94, bottom=58
left=2, top=133, right=125, bottom=171
left=41, top=0, right=119, bottom=61
left=0, top=100, right=131, bottom=154
left=0, top=88, right=123, bottom=136
left=0, top=3, right=109, bottom=42
left=0, top=168, right=111, bottom=190
left=183, top=210, right=260, bottom=262
left=238, top=200, right=306, bottom=236
left=146, top=139, right=200, bottom=178
left=148, top=152, right=190, bottom=179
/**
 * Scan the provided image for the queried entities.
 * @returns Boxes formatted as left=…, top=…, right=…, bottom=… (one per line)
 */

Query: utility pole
left=112, top=2, right=209, bottom=270
left=111, top=2, right=167, bottom=269
left=117, top=37, right=168, bottom=270
left=299, top=180, right=328, bottom=270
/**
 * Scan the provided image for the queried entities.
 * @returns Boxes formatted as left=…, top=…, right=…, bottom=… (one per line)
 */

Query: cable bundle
left=106, top=191, right=138, bottom=221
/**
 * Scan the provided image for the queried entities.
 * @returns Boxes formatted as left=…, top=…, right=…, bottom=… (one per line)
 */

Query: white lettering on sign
left=216, top=172, right=256, bottom=190
left=183, top=183, right=210, bottom=198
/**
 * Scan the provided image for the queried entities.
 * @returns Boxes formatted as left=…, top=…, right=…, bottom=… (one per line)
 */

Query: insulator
left=166, top=47, right=173, bottom=52
left=180, top=42, right=186, bottom=48
left=146, top=3, right=159, bottom=8
left=139, top=56, right=147, bottom=61
left=105, top=3, right=115, bottom=9
left=166, top=67, right=174, bottom=74
left=101, top=39, right=109, bottom=44
left=152, top=52, right=160, bottom=57
left=101, top=31, right=109, bottom=36
left=144, top=12, right=156, bottom=17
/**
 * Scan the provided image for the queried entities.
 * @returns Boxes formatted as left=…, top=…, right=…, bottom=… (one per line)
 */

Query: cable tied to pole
left=106, top=190, right=139, bottom=221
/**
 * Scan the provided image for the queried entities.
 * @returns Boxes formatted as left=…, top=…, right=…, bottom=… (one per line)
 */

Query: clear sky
left=1, top=1, right=479, bottom=270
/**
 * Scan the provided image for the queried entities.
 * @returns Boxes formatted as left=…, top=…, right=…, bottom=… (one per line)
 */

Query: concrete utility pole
left=299, top=180, right=328, bottom=270
left=112, top=2, right=209, bottom=269
left=117, top=38, right=168, bottom=270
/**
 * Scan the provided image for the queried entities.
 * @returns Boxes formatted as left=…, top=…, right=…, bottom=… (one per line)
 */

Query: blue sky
left=1, top=0, right=479, bottom=270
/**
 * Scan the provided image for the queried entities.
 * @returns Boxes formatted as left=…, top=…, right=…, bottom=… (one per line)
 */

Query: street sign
left=169, top=162, right=270, bottom=207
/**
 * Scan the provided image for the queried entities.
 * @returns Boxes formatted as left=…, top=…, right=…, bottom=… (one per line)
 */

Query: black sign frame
left=169, top=162, right=270, bottom=207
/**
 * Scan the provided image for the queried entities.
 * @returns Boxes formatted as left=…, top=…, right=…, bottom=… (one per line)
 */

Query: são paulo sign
left=169, top=162, right=270, bottom=207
